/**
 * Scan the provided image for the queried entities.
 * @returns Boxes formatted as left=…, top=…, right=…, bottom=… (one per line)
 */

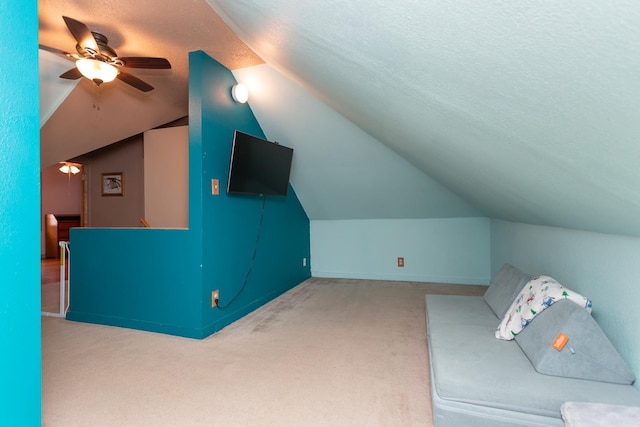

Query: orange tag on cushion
left=552, top=333, right=569, bottom=351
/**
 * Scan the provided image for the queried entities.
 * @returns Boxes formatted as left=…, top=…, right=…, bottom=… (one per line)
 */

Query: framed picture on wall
left=102, top=172, right=124, bottom=196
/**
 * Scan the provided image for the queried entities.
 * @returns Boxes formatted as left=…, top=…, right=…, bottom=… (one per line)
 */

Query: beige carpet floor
left=42, top=277, right=486, bottom=426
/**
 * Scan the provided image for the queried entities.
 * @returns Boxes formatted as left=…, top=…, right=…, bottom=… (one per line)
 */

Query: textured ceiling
left=211, top=0, right=640, bottom=236
left=40, top=1, right=640, bottom=237
left=39, top=0, right=263, bottom=167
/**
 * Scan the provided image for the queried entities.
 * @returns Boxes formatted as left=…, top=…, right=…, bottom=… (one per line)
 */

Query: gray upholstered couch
left=425, top=264, right=640, bottom=426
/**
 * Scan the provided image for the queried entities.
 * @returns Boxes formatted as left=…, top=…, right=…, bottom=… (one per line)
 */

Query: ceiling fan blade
left=59, top=67, right=83, bottom=80
left=39, top=44, right=76, bottom=61
left=118, top=57, right=171, bottom=69
left=62, top=16, right=99, bottom=53
left=117, top=70, right=154, bottom=92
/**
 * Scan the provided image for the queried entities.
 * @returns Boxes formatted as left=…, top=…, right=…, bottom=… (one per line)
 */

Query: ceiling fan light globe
left=76, top=58, right=118, bottom=84
left=58, top=163, right=81, bottom=174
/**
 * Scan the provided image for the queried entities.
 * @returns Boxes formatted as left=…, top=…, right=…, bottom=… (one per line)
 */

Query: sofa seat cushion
left=425, top=295, right=640, bottom=420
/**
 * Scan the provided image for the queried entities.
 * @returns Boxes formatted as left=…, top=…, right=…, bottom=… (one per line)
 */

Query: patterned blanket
left=495, top=275, right=592, bottom=340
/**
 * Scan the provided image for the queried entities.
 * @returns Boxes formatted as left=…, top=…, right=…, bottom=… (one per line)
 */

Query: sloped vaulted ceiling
left=210, top=0, right=640, bottom=237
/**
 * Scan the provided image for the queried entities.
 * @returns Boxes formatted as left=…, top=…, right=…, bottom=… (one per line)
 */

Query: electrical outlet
left=212, top=290, right=219, bottom=307
left=397, top=257, right=405, bottom=267
left=303, top=257, right=307, bottom=267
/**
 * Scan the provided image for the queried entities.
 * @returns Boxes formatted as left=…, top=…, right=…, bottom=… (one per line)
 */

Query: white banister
left=41, top=241, right=70, bottom=318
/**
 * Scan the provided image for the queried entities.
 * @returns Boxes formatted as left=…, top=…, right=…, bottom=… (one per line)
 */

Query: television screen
left=227, top=130, right=294, bottom=196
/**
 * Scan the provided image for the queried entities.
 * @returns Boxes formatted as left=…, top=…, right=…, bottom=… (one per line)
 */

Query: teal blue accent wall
left=67, top=229, right=203, bottom=336
left=68, top=51, right=310, bottom=338
left=491, top=219, right=640, bottom=389
left=0, top=2, right=41, bottom=424
left=189, top=51, right=311, bottom=335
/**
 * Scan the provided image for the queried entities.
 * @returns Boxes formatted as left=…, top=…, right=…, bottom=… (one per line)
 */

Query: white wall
left=143, top=126, right=189, bottom=228
left=491, top=219, right=640, bottom=388
left=311, top=217, right=491, bottom=284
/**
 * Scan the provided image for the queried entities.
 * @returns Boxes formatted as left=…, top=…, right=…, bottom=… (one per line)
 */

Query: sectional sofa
left=425, top=264, right=640, bottom=426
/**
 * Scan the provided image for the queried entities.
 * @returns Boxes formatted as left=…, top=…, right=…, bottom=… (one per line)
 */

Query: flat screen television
left=227, top=130, right=294, bottom=196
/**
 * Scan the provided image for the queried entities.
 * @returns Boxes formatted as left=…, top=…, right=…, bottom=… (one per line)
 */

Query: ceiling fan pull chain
left=93, top=84, right=101, bottom=111
left=67, top=167, right=73, bottom=197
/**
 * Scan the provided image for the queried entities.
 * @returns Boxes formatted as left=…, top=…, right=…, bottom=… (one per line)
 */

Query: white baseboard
left=311, top=270, right=489, bottom=285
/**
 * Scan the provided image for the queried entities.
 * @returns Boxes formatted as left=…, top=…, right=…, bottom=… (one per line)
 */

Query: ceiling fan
left=40, top=16, right=171, bottom=92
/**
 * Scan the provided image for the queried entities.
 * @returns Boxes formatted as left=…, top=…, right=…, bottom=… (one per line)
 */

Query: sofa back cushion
left=515, top=299, right=635, bottom=384
left=484, top=264, right=531, bottom=318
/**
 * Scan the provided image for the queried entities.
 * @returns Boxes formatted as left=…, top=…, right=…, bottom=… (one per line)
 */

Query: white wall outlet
left=303, top=257, right=307, bottom=267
